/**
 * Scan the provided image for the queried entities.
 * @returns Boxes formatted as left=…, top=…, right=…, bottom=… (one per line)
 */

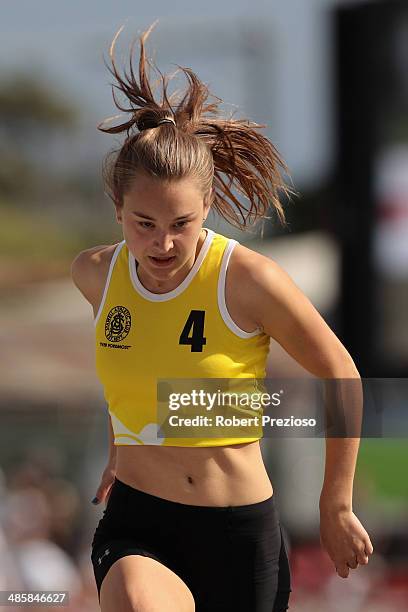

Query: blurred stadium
left=1, top=1, right=407, bottom=609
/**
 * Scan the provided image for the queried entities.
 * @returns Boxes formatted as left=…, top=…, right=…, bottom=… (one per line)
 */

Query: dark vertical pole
left=334, top=1, right=401, bottom=376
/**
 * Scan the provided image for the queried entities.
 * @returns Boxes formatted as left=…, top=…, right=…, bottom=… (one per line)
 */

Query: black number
left=179, top=310, right=206, bottom=352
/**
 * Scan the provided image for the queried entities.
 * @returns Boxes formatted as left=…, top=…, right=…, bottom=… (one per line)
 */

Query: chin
left=149, top=268, right=176, bottom=279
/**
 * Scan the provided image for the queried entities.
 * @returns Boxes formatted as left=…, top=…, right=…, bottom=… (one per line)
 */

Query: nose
left=153, top=231, right=174, bottom=253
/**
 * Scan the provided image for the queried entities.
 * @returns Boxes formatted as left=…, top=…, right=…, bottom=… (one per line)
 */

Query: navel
left=186, top=475, right=194, bottom=485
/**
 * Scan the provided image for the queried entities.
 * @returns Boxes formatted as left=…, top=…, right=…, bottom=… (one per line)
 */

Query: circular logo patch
left=105, top=306, right=131, bottom=342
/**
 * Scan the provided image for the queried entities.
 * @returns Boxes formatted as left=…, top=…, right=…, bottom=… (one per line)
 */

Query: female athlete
left=71, top=20, right=373, bottom=612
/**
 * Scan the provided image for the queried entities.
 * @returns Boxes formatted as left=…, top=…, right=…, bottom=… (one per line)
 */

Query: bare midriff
left=115, top=441, right=273, bottom=507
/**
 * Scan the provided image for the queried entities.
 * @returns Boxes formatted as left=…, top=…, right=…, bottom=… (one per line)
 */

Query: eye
left=139, top=221, right=154, bottom=229
left=174, top=221, right=189, bottom=228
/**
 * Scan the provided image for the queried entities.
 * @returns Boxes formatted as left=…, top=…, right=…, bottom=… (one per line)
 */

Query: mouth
left=148, top=255, right=176, bottom=267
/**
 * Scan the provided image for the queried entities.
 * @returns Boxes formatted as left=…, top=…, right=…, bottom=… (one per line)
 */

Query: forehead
left=124, top=174, right=203, bottom=211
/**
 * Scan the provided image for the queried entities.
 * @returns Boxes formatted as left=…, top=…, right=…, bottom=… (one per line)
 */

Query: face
left=117, top=172, right=212, bottom=286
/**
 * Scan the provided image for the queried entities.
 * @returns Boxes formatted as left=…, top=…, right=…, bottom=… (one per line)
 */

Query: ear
left=203, top=187, right=214, bottom=217
left=115, top=205, right=123, bottom=224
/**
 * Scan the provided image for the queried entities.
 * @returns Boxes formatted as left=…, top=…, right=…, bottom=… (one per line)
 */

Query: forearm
left=319, top=437, right=360, bottom=512
left=107, top=412, right=117, bottom=466
left=319, top=375, right=363, bottom=513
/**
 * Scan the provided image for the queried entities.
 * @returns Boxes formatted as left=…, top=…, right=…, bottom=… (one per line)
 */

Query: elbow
left=328, top=355, right=361, bottom=379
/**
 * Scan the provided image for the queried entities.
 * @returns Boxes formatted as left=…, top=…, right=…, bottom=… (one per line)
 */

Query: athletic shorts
left=91, top=477, right=291, bottom=611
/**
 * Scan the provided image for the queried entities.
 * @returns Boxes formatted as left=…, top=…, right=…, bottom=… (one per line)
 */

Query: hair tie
left=157, top=117, right=176, bottom=127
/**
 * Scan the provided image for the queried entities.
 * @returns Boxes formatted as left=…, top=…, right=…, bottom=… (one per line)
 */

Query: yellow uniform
left=94, top=229, right=270, bottom=446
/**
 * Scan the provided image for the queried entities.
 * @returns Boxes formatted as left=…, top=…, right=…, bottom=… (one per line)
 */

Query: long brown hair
left=98, top=20, right=296, bottom=230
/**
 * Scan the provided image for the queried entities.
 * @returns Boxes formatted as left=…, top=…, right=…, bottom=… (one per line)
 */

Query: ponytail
left=98, top=20, right=296, bottom=230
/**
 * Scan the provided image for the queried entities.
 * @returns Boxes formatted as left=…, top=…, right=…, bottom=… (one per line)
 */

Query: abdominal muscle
left=115, top=441, right=273, bottom=507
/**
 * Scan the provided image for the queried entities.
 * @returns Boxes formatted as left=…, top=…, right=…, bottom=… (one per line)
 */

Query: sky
left=0, top=0, right=354, bottom=187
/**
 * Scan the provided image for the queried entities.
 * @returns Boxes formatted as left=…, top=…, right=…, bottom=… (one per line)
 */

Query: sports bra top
left=94, top=229, right=270, bottom=446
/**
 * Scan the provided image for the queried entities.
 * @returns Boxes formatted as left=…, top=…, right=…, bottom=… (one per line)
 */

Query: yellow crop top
left=94, top=228, right=271, bottom=446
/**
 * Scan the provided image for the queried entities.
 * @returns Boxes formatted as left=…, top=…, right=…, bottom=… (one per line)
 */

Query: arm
left=319, top=388, right=361, bottom=513
left=233, top=246, right=373, bottom=576
left=70, top=243, right=114, bottom=317
left=92, top=416, right=117, bottom=505
left=71, top=246, right=117, bottom=504
left=92, top=411, right=117, bottom=505
left=107, top=411, right=117, bottom=466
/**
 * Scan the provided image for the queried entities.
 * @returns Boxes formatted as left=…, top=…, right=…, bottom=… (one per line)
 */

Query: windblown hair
left=98, top=20, right=295, bottom=230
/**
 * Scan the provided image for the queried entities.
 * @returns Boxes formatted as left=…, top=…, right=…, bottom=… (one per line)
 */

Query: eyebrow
left=132, top=211, right=196, bottom=221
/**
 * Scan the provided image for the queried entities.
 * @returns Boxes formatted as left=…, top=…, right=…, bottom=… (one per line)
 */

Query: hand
left=92, top=463, right=116, bottom=507
left=319, top=508, right=374, bottom=578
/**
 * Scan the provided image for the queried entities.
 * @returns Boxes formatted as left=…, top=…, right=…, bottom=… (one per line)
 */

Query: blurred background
left=1, top=0, right=407, bottom=610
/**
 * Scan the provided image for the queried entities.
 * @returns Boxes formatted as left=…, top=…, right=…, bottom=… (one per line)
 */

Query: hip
left=92, top=476, right=280, bottom=556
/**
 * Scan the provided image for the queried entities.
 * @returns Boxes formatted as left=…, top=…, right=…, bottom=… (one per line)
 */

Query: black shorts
left=91, top=477, right=291, bottom=611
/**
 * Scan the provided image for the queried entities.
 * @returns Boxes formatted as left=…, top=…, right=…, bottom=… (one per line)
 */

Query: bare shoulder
left=228, top=241, right=289, bottom=293
left=229, top=242, right=273, bottom=268
left=227, top=241, right=358, bottom=377
left=223, top=242, right=280, bottom=333
left=70, top=243, right=119, bottom=313
left=226, top=241, right=306, bottom=333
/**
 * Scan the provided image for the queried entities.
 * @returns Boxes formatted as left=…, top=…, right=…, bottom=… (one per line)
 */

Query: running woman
left=71, top=21, right=373, bottom=612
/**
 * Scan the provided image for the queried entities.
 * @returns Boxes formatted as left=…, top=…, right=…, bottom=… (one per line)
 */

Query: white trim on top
left=93, top=240, right=126, bottom=327
left=128, top=228, right=215, bottom=302
left=217, top=239, right=262, bottom=338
